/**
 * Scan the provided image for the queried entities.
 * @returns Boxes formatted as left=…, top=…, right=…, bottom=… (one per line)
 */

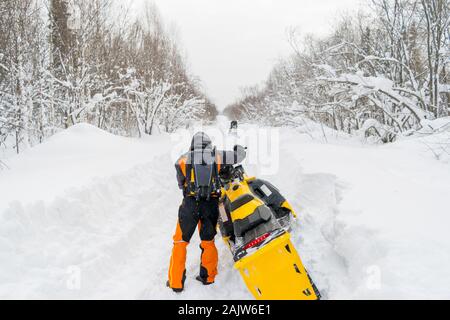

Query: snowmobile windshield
left=220, top=145, right=246, bottom=165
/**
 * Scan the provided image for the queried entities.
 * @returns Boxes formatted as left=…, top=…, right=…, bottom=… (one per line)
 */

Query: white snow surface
left=0, top=119, right=449, bottom=300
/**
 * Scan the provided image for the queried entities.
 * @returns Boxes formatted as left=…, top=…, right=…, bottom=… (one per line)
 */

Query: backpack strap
left=212, top=148, right=222, bottom=194
left=185, top=152, right=194, bottom=196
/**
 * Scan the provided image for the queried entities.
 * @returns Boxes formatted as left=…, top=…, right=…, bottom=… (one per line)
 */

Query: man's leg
left=197, top=198, right=220, bottom=284
left=168, top=197, right=198, bottom=291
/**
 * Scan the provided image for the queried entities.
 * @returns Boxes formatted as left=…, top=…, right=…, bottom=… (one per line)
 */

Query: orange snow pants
left=168, top=197, right=219, bottom=290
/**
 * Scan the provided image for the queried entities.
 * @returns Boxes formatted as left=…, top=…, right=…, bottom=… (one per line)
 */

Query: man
left=167, top=132, right=245, bottom=292
left=229, top=121, right=238, bottom=136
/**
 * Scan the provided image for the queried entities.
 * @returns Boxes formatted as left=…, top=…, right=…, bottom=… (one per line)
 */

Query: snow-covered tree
left=226, top=0, right=449, bottom=143
left=0, top=0, right=217, bottom=154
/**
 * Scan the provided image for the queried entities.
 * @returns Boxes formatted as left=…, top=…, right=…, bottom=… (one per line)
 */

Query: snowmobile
left=218, top=163, right=321, bottom=300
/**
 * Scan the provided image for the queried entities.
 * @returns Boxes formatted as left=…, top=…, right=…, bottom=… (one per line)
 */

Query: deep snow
left=0, top=119, right=449, bottom=299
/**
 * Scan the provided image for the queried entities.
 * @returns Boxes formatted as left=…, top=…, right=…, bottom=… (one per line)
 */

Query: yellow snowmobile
left=218, top=164, right=321, bottom=300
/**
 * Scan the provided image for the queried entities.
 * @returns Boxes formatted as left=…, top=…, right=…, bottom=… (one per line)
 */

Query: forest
left=225, top=0, right=449, bottom=143
left=0, top=0, right=217, bottom=154
left=1, top=0, right=449, bottom=154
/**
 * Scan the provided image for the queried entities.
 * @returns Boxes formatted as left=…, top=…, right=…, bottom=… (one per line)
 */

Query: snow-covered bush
left=360, top=119, right=397, bottom=143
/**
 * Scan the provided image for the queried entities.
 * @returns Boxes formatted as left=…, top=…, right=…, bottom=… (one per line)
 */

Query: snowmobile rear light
left=244, top=233, right=271, bottom=250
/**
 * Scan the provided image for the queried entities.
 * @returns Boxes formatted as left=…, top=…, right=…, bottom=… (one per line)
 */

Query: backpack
left=186, top=147, right=221, bottom=200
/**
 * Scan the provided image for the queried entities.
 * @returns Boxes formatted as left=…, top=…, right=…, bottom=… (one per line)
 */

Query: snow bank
left=270, top=127, right=450, bottom=299
left=420, top=117, right=450, bottom=134
left=1, top=121, right=449, bottom=299
left=0, top=123, right=170, bottom=212
left=412, top=117, right=450, bottom=163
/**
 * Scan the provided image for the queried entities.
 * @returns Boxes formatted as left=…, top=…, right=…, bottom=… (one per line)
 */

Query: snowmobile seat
left=218, top=197, right=234, bottom=239
left=230, top=194, right=255, bottom=212
left=233, top=205, right=273, bottom=238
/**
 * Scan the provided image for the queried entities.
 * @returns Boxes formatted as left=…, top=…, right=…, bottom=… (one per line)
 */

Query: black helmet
left=190, top=132, right=212, bottom=151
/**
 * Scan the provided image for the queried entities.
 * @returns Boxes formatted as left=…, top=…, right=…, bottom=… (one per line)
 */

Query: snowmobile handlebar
left=219, top=164, right=246, bottom=185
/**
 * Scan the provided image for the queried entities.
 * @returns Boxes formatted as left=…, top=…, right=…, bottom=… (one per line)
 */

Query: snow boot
left=195, top=276, right=214, bottom=286
left=166, top=280, right=184, bottom=293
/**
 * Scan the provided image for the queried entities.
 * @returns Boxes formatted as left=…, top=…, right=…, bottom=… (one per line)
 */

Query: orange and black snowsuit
left=168, top=133, right=239, bottom=291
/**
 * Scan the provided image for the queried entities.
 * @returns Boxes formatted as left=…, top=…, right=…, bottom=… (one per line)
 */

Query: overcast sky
left=130, top=0, right=363, bottom=110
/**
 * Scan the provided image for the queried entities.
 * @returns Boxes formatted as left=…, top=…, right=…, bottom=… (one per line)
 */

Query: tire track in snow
left=0, top=154, right=177, bottom=299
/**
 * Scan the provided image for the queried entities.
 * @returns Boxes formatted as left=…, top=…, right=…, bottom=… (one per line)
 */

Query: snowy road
left=0, top=120, right=449, bottom=299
